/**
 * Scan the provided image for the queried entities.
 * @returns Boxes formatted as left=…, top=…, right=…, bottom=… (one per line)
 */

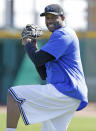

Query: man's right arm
left=35, top=65, right=47, bottom=80
left=24, top=42, right=55, bottom=80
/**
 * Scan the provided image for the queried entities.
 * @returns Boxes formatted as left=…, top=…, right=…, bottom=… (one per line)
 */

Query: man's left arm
left=23, top=39, right=55, bottom=80
left=24, top=42, right=55, bottom=67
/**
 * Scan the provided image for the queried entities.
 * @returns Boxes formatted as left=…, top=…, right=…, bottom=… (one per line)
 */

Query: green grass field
left=0, top=112, right=96, bottom=131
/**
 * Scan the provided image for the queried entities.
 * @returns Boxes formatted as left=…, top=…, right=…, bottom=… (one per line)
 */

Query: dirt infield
left=0, top=106, right=6, bottom=113
left=0, top=102, right=96, bottom=117
left=75, top=102, right=96, bottom=117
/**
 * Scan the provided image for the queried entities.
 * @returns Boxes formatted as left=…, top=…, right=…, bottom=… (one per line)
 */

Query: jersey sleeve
left=41, top=30, right=73, bottom=60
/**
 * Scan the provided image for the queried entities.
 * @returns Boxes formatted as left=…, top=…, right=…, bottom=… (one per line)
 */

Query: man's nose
left=47, top=19, right=53, bottom=23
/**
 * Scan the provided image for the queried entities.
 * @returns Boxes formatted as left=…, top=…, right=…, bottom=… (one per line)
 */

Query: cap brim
left=40, top=13, right=45, bottom=16
left=40, top=12, right=59, bottom=17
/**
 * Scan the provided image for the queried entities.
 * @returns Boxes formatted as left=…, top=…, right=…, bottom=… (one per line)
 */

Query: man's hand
left=22, top=38, right=37, bottom=48
left=22, top=38, right=31, bottom=45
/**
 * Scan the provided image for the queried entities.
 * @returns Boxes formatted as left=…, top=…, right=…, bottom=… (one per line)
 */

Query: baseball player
left=6, top=4, right=88, bottom=131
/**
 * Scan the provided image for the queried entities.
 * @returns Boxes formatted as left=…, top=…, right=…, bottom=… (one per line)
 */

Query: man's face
left=45, top=13, right=64, bottom=32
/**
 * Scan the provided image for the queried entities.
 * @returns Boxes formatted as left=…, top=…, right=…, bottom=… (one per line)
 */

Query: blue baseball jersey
left=41, top=26, right=88, bottom=111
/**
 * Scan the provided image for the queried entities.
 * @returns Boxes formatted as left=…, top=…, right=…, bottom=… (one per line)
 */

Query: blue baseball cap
left=40, top=4, right=64, bottom=17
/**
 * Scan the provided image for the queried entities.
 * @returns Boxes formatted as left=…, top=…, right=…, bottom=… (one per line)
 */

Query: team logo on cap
left=45, top=6, right=54, bottom=12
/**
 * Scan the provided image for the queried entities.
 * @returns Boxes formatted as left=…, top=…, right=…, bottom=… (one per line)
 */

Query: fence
left=0, top=30, right=96, bottom=104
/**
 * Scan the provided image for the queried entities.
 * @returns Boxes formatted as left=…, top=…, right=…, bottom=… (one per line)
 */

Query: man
left=6, top=4, right=88, bottom=131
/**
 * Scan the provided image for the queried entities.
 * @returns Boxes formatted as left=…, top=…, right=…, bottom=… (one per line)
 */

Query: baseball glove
left=21, top=24, right=43, bottom=40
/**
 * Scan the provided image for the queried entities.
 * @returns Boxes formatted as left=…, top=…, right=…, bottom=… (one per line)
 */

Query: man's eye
left=53, top=16, right=58, bottom=19
left=46, top=16, right=58, bottom=20
left=51, top=17, right=57, bottom=19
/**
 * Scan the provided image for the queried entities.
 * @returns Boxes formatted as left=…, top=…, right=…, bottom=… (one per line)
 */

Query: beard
left=47, top=22, right=62, bottom=32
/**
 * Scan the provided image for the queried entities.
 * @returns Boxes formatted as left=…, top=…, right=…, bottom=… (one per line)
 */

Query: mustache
left=47, top=22, right=61, bottom=27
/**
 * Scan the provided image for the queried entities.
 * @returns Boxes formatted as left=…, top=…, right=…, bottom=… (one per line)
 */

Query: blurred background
left=0, top=0, right=96, bottom=105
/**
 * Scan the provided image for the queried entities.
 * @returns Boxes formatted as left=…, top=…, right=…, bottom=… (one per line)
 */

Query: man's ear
left=61, top=16, right=65, bottom=21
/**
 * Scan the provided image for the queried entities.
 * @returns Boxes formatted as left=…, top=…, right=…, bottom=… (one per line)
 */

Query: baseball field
left=0, top=103, right=96, bottom=131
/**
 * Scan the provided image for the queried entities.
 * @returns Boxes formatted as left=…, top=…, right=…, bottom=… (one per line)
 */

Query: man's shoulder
left=62, top=26, right=79, bottom=41
left=50, top=26, right=78, bottom=43
left=62, top=26, right=76, bottom=36
left=53, top=26, right=76, bottom=36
